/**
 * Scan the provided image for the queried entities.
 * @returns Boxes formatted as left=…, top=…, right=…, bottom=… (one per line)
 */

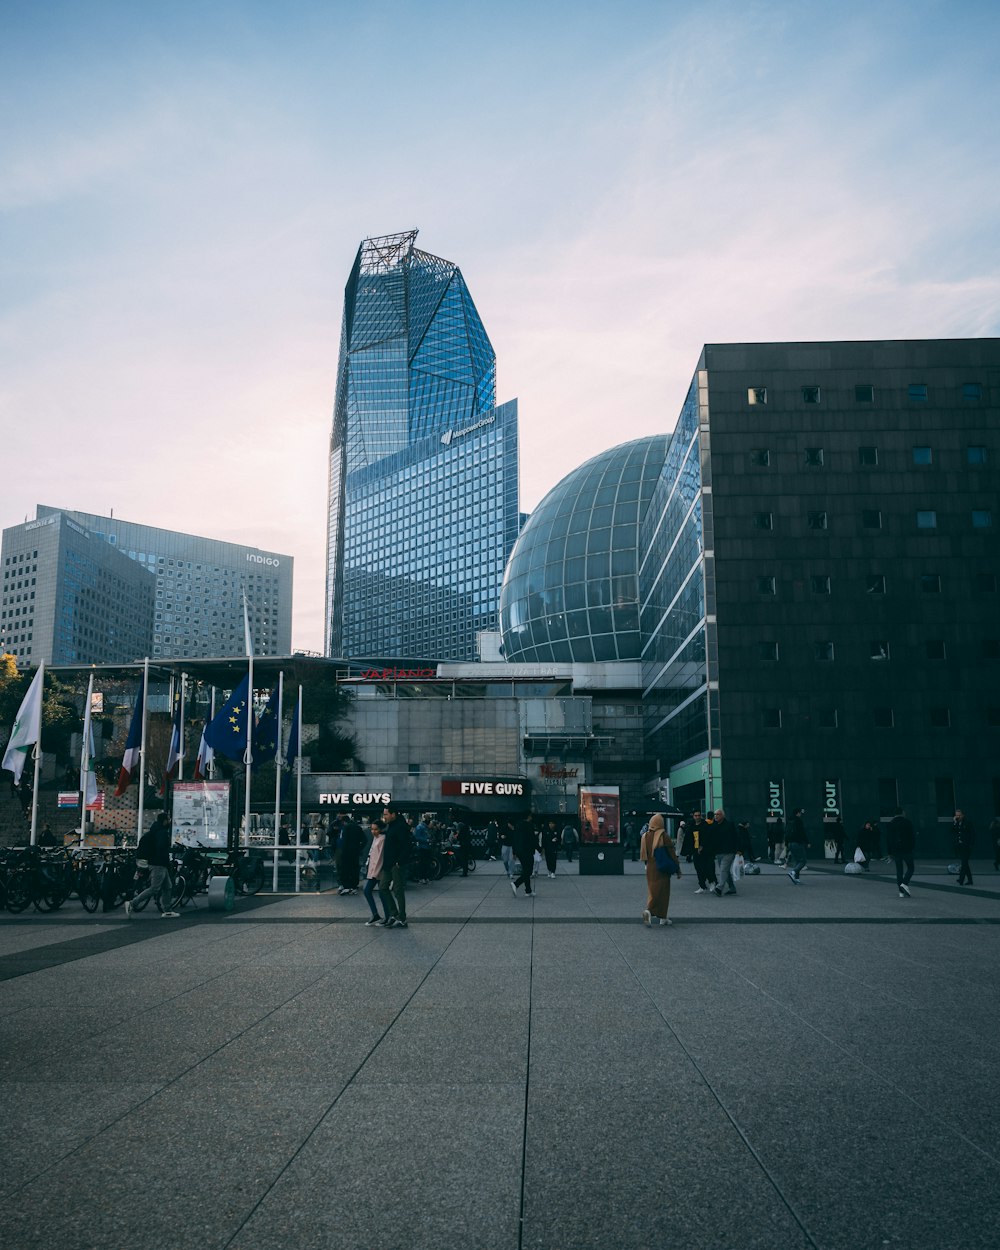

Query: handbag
left=653, top=845, right=678, bottom=875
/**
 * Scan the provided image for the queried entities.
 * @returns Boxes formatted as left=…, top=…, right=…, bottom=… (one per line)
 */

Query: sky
left=2, top=0, right=999, bottom=652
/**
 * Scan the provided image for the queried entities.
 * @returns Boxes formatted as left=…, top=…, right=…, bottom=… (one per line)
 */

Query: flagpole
left=29, top=662, right=44, bottom=847
left=208, top=687, right=216, bottom=780
left=80, top=672, right=95, bottom=845
left=136, top=658, right=149, bottom=842
left=243, top=591, right=253, bottom=850
left=178, top=672, right=186, bottom=783
left=272, top=670, right=283, bottom=894
left=295, top=685, right=303, bottom=889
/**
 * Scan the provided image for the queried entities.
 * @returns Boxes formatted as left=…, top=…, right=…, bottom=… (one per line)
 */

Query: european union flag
left=203, top=674, right=252, bottom=761
left=253, top=683, right=280, bottom=762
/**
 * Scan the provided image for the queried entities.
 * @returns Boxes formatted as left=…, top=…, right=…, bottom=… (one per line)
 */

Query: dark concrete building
left=640, top=338, right=1000, bottom=852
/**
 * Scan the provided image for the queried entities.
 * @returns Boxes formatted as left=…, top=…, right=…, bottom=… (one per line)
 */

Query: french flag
left=114, top=675, right=145, bottom=797
left=159, top=697, right=183, bottom=795
left=192, top=720, right=214, bottom=782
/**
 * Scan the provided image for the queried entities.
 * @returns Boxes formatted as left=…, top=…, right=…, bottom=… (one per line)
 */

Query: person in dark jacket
left=786, top=809, right=809, bottom=884
left=380, top=804, right=411, bottom=927
left=541, top=821, right=560, bottom=878
left=456, top=820, right=473, bottom=876
left=338, top=815, right=365, bottom=893
left=953, top=810, right=976, bottom=887
left=125, top=813, right=177, bottom=918
left=692, top=811, right=717, bottom=893
left=886, top=807, right=916, bottom=897
left=711, top=809, right=740, bottom=896
left=510, top=820, right=536, bottom=896
left=766, top=816, right=784, bottom=864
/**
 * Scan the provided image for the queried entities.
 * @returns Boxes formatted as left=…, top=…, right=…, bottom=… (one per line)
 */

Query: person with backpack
left=125, top=812, right=178, bottom=919
left=953, top=810, right=976, bottom=887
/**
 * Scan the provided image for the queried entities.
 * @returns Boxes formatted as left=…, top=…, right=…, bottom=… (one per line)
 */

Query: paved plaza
left=1, top=857, right=998, bottom=1250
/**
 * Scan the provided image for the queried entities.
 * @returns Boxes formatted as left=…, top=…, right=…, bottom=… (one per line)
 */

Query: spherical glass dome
left=500, top=435, right=670, bottom=663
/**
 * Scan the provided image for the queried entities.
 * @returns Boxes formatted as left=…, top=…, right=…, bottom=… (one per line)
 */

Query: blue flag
left=253, top=683, right=280, bottom=761
left=203, top=675, right=252, bottom=761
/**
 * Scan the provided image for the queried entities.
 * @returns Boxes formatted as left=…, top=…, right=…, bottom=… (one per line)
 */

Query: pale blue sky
left=2, top=0, right=998, bottom=650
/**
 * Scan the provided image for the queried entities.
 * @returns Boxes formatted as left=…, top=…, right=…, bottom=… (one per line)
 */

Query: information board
left=172, top=782, right=230, bottom=846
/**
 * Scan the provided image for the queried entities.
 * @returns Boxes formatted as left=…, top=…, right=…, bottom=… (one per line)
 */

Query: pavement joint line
left=219, top=889, right=493, bottom=1250
left=0, top=920, right=380, bottom=1202
left=516, top=881, right=535, bottom=1250
left=662, top=917, right=1000, bottom=1177
left=604, top=923, right=827, bottom=1250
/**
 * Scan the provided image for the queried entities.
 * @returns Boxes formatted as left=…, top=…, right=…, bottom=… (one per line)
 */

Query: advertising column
left=821, top=778, right=843, bottom=860
left=578, top=784, right=623, bottom=875
left=767, top=778, right=786, bottom=864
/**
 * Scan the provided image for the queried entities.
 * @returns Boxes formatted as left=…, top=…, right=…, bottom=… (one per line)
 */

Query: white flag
left=243, top=590, right=254, bottom=658
left=2, top=666, right=44, bottom=784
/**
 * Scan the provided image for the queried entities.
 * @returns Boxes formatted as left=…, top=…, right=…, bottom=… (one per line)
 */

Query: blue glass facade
left=499, top=437, right=669, bottom=663
left=326, top=231, right=519, bottom=659
left=638, top=374, right=715, bottom=778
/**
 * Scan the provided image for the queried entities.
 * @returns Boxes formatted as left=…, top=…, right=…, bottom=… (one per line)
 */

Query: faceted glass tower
left=325, top=230, right=519, bottom=660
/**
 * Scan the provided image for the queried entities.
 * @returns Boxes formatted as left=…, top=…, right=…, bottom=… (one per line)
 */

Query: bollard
left=208, top=874, right=236, bottom=912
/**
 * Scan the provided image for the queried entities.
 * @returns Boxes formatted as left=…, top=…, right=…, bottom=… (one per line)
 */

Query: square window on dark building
left=762, top=708, right=782, bottom=729
left=975, top=573, right=998, bottom=593
left=870, top=641, right=890, bottom=661
left=873, top=707, right=894, bottom=728
left=912, top=446, right=933, bottom=465
left=802, top=386, right=821, bottom=403
left=987, top=707, right=1000, bottom=728
left=748, top=387, right=767, bottom=405
left=926, top=639, right=947, bottom=660
left=967, top=445, right=988, bottom=464
left=972, top=510, right=992, bottom=529
left=962, top=382, right=983, bottom=401
left=757, top=575, right=776, bottom=595
left=921, top=574, right=941, bottom=594
left=983, top=639, right=1000, bottom=660
left=804, top=447, right=825, bottom=467
left=916, top=510, right=937, bottom=529
left=862, top=509, right=882, bottom=529
left=817, top=708, right=838, bottom=728
left=929, top=707, right=951, bottom=728
left=753, top=511, right=773, bottom=530
left=855, top=384, right=875, bottom=403
left=814, top=641, right=835, bottom=661
left=807, top=511, right=828, bottom=530
left=811, top=574, right=831, bottom=594
left=858, top=445, right=879, bottom=466
left=758, top=641, right=779, bottom=661
left=750, top=448, right=770, bottom=466
left=908, top=383, right=928, bottom=401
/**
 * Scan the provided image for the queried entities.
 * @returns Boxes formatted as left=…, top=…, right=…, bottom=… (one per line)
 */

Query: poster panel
left=578, top=784, right=621, bottom=844
left=172, top=781, right=230, bottom=846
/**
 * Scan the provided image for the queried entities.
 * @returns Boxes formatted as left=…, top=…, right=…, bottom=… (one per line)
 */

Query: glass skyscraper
left=325, top=230, right=519, bottom=660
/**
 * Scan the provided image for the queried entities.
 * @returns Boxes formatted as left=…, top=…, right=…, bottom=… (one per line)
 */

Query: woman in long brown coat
left=640, top=813, right=680, bottom=926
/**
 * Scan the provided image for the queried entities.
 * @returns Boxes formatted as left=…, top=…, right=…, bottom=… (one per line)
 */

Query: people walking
left=561, top=821, right=578, bottom=864
left=412, top=814, right=432, bottom=883
left=510, top=819, right=536, bottom=896
left=364, top=819, right=387, bottom=925
left=500, top=821, right=515, bottom=878
left=337, top=812, right=364, bottom=895
left=786, top=808, right=809, bottom=884
left=639, top=813, right=679, bottom=926
left=380, top=803, right=411, bottom=927
left=691, top=811, right=717, bottom=893
left=456, top=819, right=472, bottom=876
left=886, top=807, right=916, bottom=897
left=125, top=812, right=178, bottom=918
left=485, top=820, right=500, bottom=862
left=711, top=808, right=740, bottom=896
left=953, top=809, right=976, bottom=886
left=542, top=821, right=560, bottom=877
left=855, top=821, right=878, bottom=871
